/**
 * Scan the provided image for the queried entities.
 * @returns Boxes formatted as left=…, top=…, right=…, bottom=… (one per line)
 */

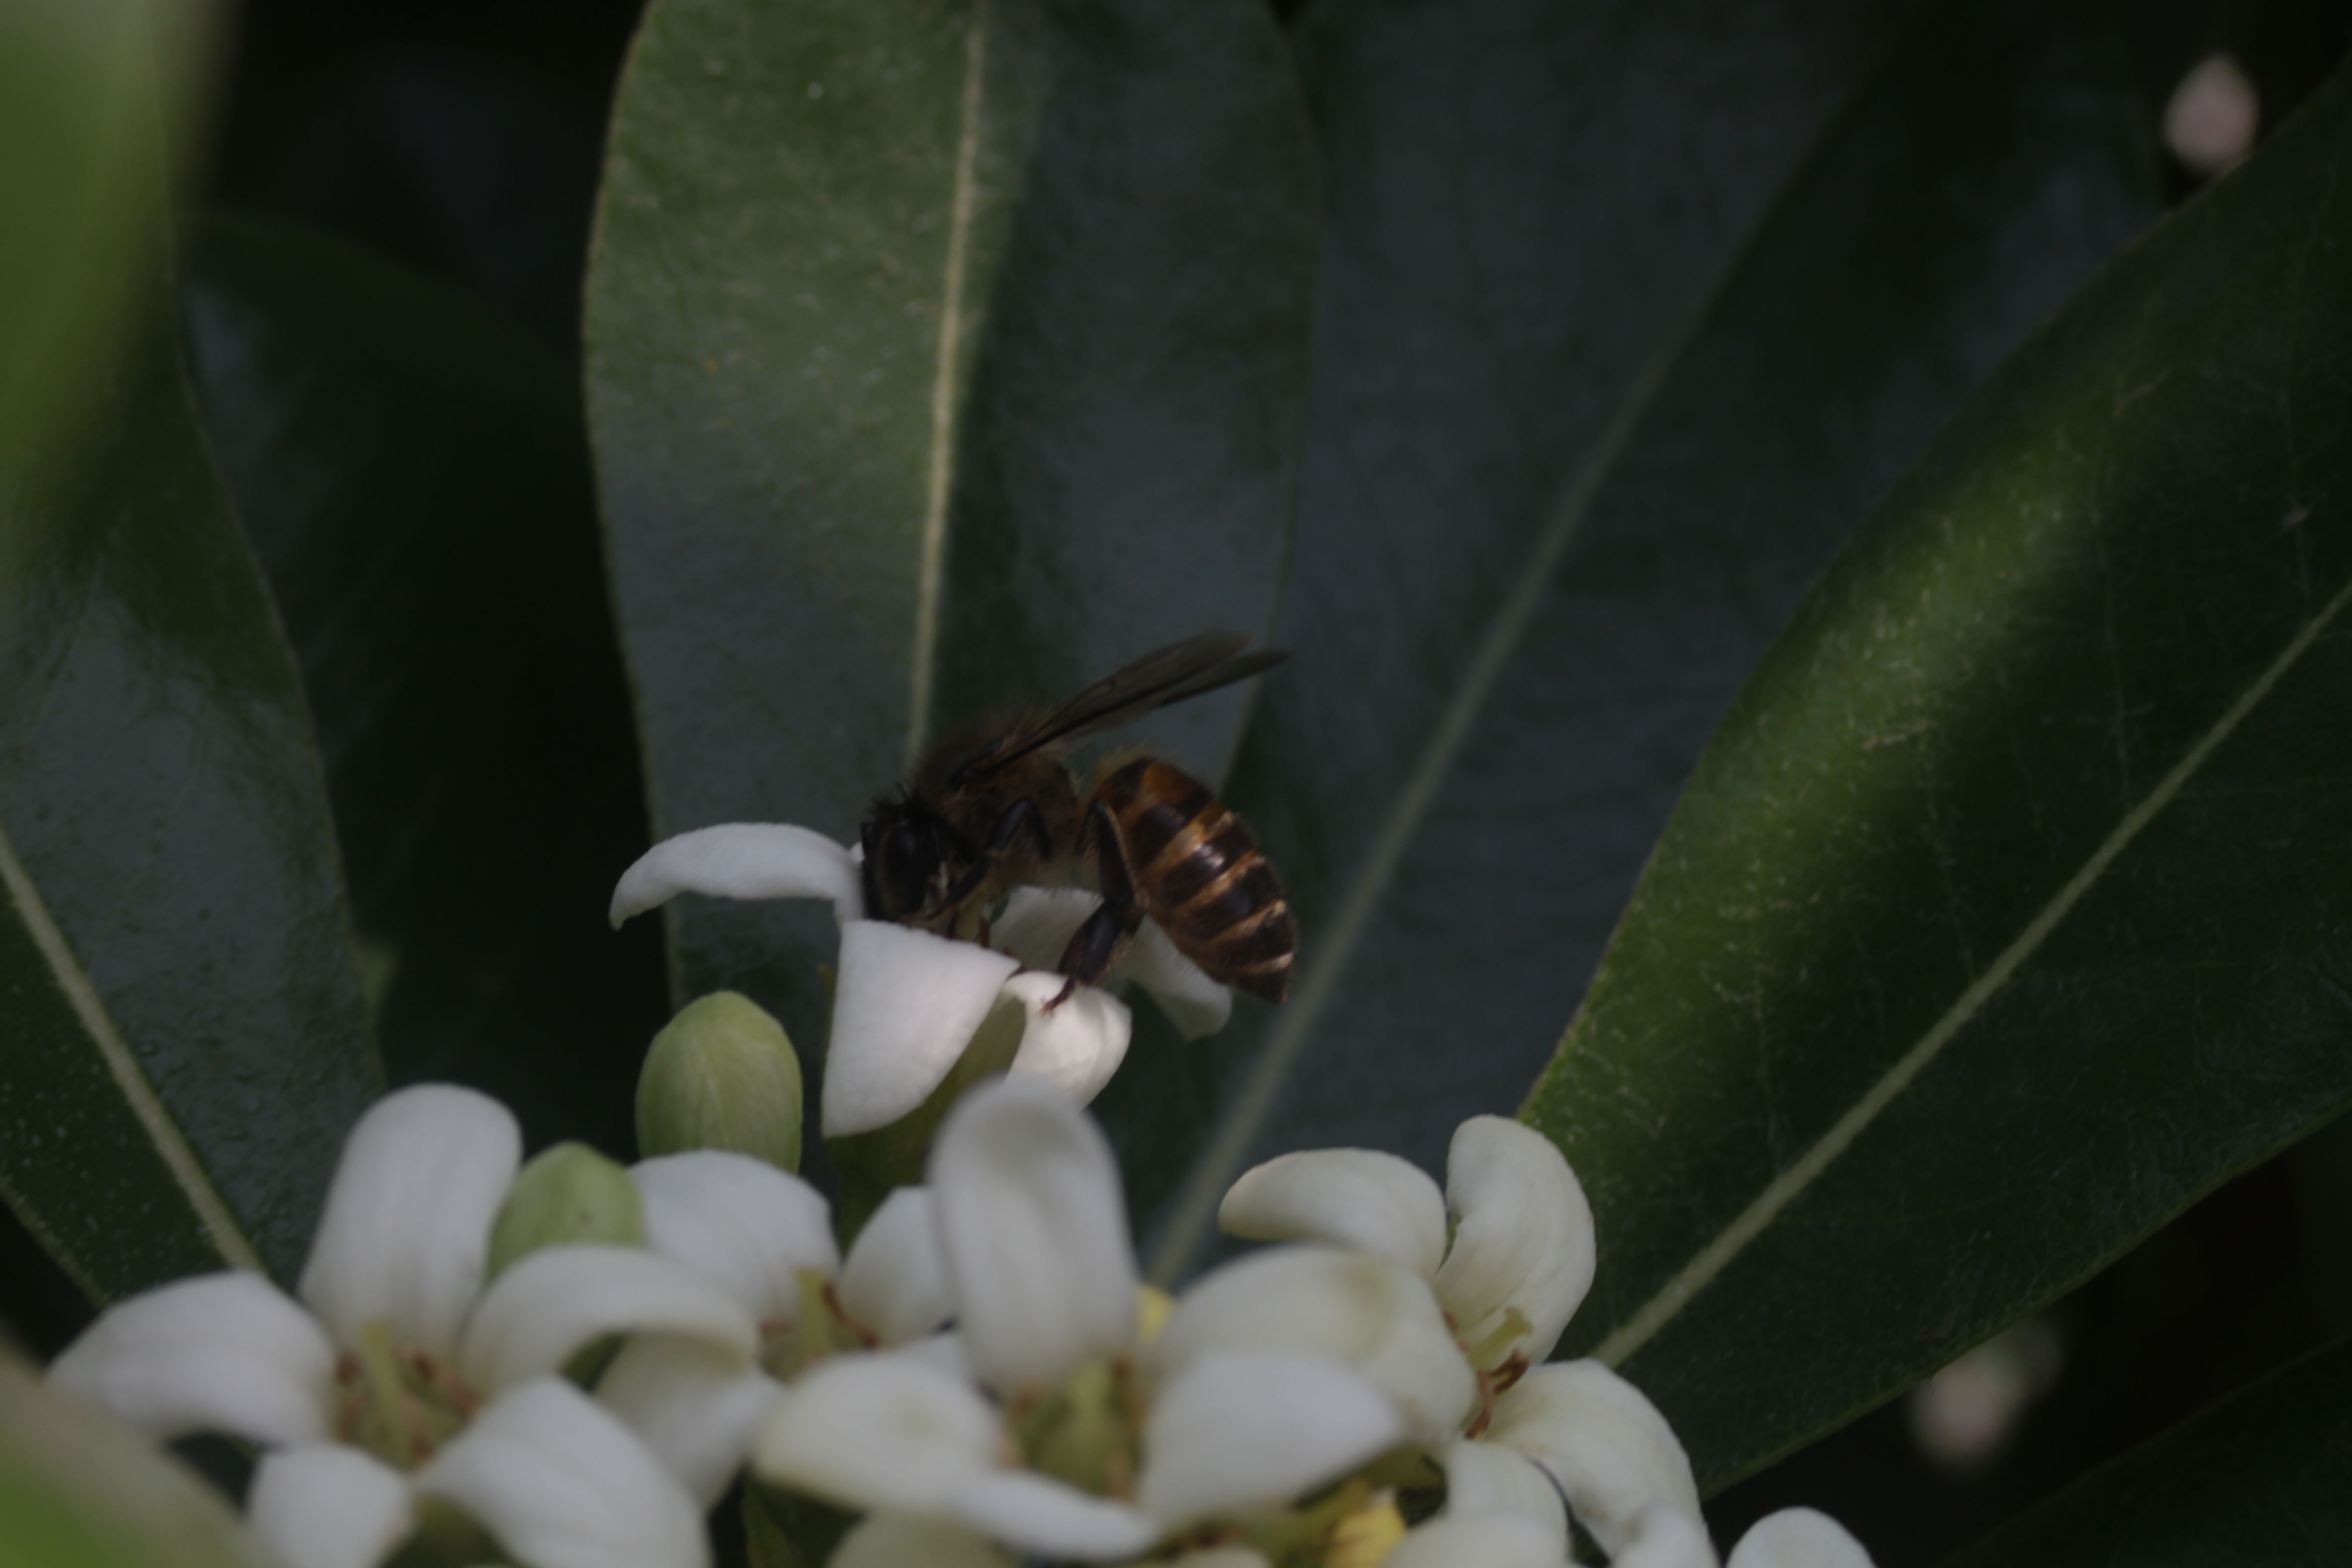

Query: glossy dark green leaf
left=1947, top=1334, right=2352, bottom=1567
left=182, top=216, right=667, bottom=1157
left=1139, top=0, right=2211, bottom=1266
left=586, top=0, right=1313, bottom=1060
left=0, top=0, right=214, bottom=460
left=1522, top=65, right=2352, bottom=1488
left=0, top=298, right=380, bottom=1299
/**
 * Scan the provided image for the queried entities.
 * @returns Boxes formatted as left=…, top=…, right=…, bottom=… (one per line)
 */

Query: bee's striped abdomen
left=1096, top=758, right=1296, bottom=1003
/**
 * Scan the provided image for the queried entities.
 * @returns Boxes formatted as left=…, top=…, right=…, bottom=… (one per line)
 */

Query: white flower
left=49, top=1086, right=751, bottom=1568
left=752, top=1078, right=1433, bottom=1563
left=1724, top=1507, right=1876, bottom=1568
left=1221, top=1116, right=1595, bottom=1376
left=609, top=826, right=1232, bottom=1135
left=1610, top=1504, right=1877, bottom=1568
left=592, top=1152, right=956, bottom=1506
left=1220, top=1118, right=1697, bottom=1556
left=1222, top=1121, right=1881, bottom=1567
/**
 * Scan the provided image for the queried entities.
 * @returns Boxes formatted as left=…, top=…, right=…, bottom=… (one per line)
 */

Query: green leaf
left=1946, top=1333, right=2352, bottom=1568
left=1141, top=0, right=2210, bottom=1267
left=1523, top=63, right=2352, bottom=1488
left=0, top=295, right=381, bottom=1299
left=585, top=0, right=1314, bottom=1042
left=0, top=1352, right=275, bottom=1568
left=0, top=0, right=215, bottom=460
left=182, top=215, right=667, bottom=1157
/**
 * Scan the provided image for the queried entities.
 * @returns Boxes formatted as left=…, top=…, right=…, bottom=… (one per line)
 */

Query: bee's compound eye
left=863, top=815, right=938, bottom=921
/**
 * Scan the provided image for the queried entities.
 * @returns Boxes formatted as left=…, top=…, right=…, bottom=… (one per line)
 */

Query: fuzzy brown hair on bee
left=859, top=632, right=1297, bottom=1006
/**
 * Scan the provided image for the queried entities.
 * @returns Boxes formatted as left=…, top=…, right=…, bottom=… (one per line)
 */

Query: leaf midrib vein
left=1593, top=568, right=2352, bottom=1367
left=1143, top=22, right=1920, bottom=1282
left=905, top=1, right=990, bottom=766
left=0, top=817, right=259, bottom=1274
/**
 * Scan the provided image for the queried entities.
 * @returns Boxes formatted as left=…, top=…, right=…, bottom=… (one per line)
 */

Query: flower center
left=1011, top=1355, right=1146, bottom=1501
left=1221, top=1477, right=1405, bottom=1568
left=333, top=1320, right=482, bottom=1470
left=1456, top=1307, right=1532, bottom=1440
left=1319, top=1488, right=1408, bottom=1568
left=758, top=1267, right=881, bottom=1379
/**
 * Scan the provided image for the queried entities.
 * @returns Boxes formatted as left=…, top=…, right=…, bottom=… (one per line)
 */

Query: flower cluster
left=47, top=823, right=1877, bottom=1568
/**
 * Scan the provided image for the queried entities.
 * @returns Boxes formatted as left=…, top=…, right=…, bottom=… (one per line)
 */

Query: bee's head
left=859, top=795, right=949, bottom=922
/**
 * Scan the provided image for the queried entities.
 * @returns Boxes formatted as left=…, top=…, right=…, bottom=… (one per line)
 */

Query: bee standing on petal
left=604, top=634, right=1293, bottom=1141
left=860, top=632, right=1298, bottom=1006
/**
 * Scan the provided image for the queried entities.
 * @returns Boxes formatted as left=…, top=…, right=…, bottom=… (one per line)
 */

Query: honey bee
left=860, top=632, right=1296, bottom=1005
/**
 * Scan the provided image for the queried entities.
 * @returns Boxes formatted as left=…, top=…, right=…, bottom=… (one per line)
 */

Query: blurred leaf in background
left=0, top=1353, right=274, bottom=1568
left=182, top=215, right=667, bottom=1158
left=0, top=294, right=380, bottom=1302
left=0, top=0, right=215, bottom=460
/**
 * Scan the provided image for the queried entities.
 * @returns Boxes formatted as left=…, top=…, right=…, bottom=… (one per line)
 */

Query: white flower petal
left=890, top=1331, right=975, bottom=1382
left=930, top=1078, right=1138, bottom=1393
left=988, top=886, right=1099, bottom=972
left=1614, top=1506, right=1720, bottom=1568
left=632, top=1151, right=839, bottom=1323
left=752, top=1355, right=999, bottom=1517
left=245, top=1444, right=415, bottom=1568
left=1726, top=1508, right=1874, bottom=1568
left=595, top=1337, right=781, bottom=1510
left=830, top=1516, right=1017, bottom=1568
left=1000, top=972, right=1133, bottom=1106
left=824, top=922, right=1021, bottom=1138
left=1218, top=1149, right=1448, bottom=1278
left=1137, top=1352, right=1405, bottom=1533
left=949, top=1470, right=1159, bottom=1562
left=1123, top=921, right=1232, bottom=1039
left=460, top=1246, right=755, bottom=1392
left=49, top=1272, right=334, bottom=1445
left=1442, top=1439, right=1568, bottom=1550
left=1382, top=1514, right=1566, bottom=1568
left=299, top=1084, right=521, bottom=1360
left=416, top=1378, right=706, bottom=1568
left=1487, top=1362, right=1698, bottom=1557
left=609, top=823, right=862, bottom=928
left=1152, top=1246, right=1474, bottom=1444
left=1432, top=1117, right=1594, bottom=1367
left=838, top=1187, right=954, bottom=1345
left=989, top=888, right=1231, bottom=1040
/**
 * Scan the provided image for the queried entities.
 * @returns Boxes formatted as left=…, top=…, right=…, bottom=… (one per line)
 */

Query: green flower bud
left=487, top=1141, right=644, bottom=1277
left=637, top=990, right=805, bottom=1170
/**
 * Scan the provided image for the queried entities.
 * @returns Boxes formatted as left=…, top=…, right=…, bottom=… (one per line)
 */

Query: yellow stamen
left=1323, top=1491, right=1408, bottom=1568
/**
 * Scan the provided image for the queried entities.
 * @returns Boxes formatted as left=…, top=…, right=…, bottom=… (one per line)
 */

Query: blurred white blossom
left=2163, top=53, right=2259, bottom=177
left=49, top=1085, right=735, bottom=1568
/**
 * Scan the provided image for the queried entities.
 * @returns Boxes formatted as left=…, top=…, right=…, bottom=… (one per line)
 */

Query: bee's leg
left=1050, top=801, right=1143, bottom=1010
left=927, top=798, right=1042, bottom=916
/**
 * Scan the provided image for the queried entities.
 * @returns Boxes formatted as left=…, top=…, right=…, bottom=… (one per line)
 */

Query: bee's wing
left=988, top=632, right=1286, bottom=766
